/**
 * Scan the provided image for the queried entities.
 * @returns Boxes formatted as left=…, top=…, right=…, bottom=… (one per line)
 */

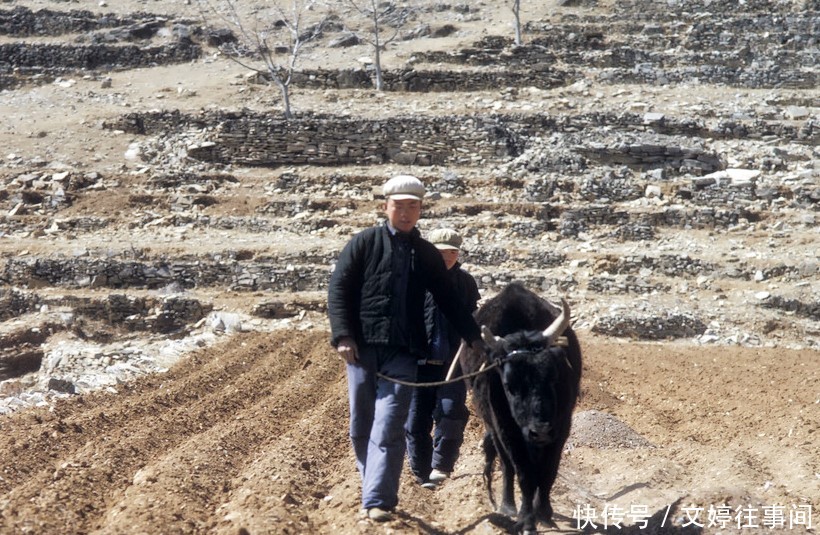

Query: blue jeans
left=347, top=345, right=417, bottom=510
left=405, top=363, right=469, bottom=482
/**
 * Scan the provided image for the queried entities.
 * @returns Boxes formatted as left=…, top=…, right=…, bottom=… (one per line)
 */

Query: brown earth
left=0, top=329, right=817, bottom=534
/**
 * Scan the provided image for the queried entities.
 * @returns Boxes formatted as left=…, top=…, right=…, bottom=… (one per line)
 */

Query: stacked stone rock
left=587, top=275, right=671, bottom=295
left=102, top=110, right=819, bottom=168
left=2, top=257, right=333, bottom=292
left=421, top=4, right=818, bottom=89
left=0, top=288, right=41, bottom=320
left=291, top=67, right=570, bottom=92
left=0, top=42, right=200, bottom=74
left=0, top=7, right=151, bottom=36
left=0, top=0, right=817, bottom=414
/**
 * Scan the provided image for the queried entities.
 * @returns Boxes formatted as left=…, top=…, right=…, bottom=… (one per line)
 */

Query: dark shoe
left=367, top=507, right=393, bottom=522
left=420, top=481, right=438, bottom=490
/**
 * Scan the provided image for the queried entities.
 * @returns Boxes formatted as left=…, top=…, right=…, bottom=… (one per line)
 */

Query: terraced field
left=1, top=0, right=817, bottom=533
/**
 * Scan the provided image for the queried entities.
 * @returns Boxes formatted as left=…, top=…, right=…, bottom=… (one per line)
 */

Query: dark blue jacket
left=424, top=261, right=480, bottom=360
left=328, top=224, right=481, bottom=356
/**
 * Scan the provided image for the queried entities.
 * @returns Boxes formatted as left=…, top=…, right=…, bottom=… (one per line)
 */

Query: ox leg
left=515, top=469, right=538, bottom=535
left=533, top=445, right=562, bottom=524
left=491, top=435, right=517, bottom=517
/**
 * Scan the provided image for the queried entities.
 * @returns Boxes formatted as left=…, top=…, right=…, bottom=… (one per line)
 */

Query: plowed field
left=1, top=330, right=817, bottom=534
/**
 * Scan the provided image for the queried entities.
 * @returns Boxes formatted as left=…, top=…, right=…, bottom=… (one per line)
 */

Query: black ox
left=455, top=282, right=582, bottom=534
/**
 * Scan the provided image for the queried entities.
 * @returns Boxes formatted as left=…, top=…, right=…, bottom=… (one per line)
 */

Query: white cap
left=383, top=175, right=425, bottom=201
left=428, top=228, right=462, bottom=250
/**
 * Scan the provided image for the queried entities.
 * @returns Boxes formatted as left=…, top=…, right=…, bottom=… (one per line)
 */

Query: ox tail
left=481, top=432, right=497, bottom=510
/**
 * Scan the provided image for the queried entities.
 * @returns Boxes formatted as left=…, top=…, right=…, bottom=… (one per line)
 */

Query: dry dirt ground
left=0, top=330, right=817, bottom=534
left=1, top=0, right=819, bottom=534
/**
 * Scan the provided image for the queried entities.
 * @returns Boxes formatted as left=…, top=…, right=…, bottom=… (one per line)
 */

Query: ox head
left=481, top=299, right=571, bottom=445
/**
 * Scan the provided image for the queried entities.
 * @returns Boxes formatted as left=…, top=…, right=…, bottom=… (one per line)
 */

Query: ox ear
left=541, top=298, right=571, bottom=344
left=480, top=325, right=502, bottom=351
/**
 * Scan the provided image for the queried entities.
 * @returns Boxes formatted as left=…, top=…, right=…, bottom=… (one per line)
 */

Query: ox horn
left=541, top=298, right=571, bottom=344
left=481, top=325, right=502, bottom=351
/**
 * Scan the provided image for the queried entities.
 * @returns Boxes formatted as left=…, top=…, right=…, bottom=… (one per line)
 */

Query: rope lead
left=376, top=360, right=499, bottom=387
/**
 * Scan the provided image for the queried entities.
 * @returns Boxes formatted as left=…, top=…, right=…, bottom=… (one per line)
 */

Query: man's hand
left=336, top=336, right=358, bottom=364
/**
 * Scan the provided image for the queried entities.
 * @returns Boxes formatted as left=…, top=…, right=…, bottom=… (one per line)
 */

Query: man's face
left=384, top=198, right=421, bottom=233
left=439, top=249, right=459, bottom=270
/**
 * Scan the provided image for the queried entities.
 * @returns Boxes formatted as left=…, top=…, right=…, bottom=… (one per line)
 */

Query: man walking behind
left=406, top=228, right=479, bottom=489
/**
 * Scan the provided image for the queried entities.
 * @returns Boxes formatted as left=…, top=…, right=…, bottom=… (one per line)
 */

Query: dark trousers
left=404, top=363, right=469, bottom=483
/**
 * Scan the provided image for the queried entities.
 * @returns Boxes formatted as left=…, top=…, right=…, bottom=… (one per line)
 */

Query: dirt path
left=1, top=330, right=816, bottom=534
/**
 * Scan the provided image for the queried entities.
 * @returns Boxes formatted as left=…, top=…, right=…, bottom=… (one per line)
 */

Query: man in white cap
left=405, top=228, right=479, bottom=489
left=328, top=175, right=487, bottom=522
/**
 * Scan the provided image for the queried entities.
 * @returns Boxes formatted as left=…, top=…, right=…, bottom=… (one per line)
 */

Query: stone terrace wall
left=0, top=288, right=213, bottom=335
left=419, top=7, right=818, bottom=89
left=598, top=63, right=815, bottom=89
left=0, top=7, right=158, bottom=36
left=108, top=111, right=519, bottom=167
left=291, top=67, right=571, bottom=92
left=3, top=4, right=815, bottom=91
left=0, top=288, right=41, bottom=321
left=613, top=0, right=818, bottom=15
left=2, top=257, right=329, bottom=293
left=0, top=41, right=201, bottom=72
left=193, top=114, right=518, bottom=166
left=104, top=110, right=818, bottom=168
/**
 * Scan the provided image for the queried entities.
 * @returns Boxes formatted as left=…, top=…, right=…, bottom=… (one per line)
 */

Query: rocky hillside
left=0, top=0, right=817, bottom=414
left=0, top=2, right=817, bottom=534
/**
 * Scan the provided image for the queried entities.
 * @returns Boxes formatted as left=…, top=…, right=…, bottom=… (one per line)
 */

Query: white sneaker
left=367, top=507, right=393, bottom=522
left=428, top=469, right=450, bottom=483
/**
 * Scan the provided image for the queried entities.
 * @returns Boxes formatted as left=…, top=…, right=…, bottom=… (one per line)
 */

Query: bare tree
left=512, top=0, right=523, bottom=46
left=338, top=0, right=419, bottom=90
left=198, top=0, right=329, bottom=119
